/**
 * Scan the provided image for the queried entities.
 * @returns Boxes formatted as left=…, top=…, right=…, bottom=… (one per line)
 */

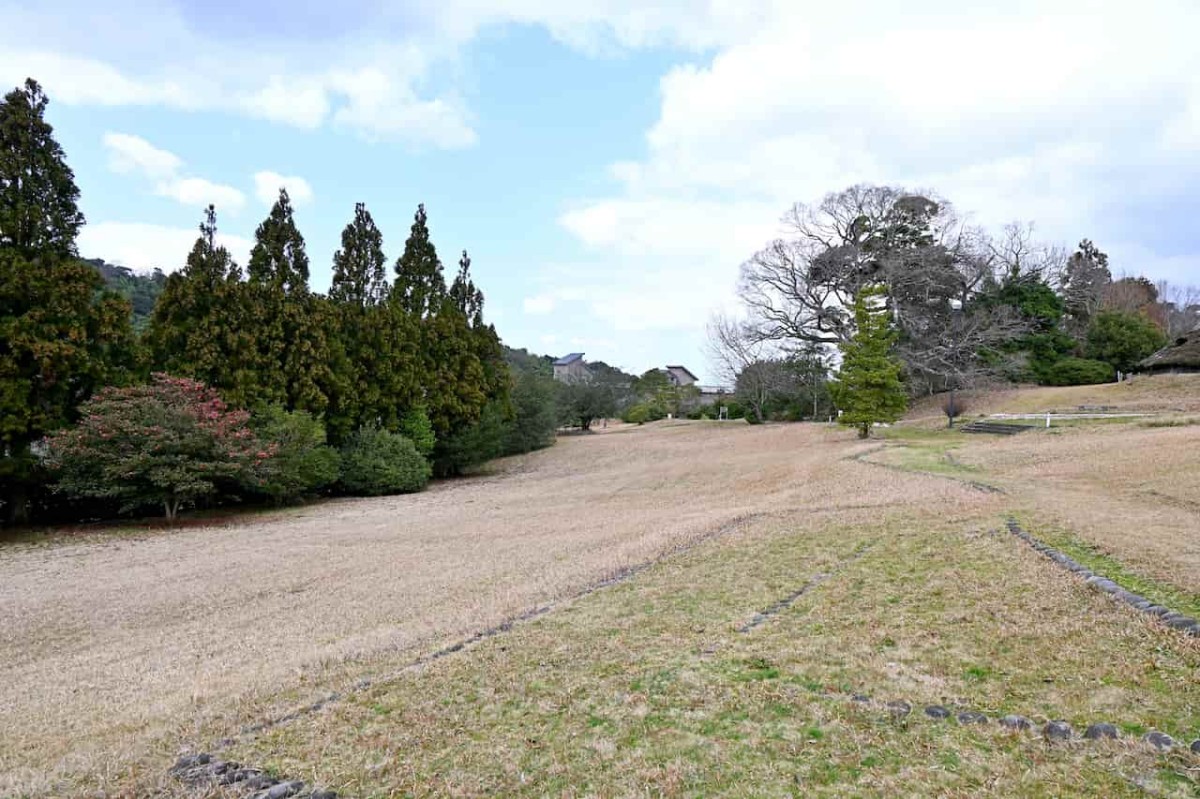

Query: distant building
left=695, top=385, right=731, bottom=407
left=1139, top=328, right=1200, bottom=375
left=661, top=365, right=699, bottom=387
left=553, top=352, right=589, bottom=382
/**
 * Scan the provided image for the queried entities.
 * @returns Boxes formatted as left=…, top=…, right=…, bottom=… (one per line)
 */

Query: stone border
left=1005, top=518, right=1200, bottom=638
left=737, top=545, right=872, bottom=633
left=171, top=753, right=336, bottom=799
left=836, top=691, right=1199, bottom=755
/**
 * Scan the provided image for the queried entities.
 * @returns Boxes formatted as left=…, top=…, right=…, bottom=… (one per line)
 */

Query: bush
left=339, top=425, right=430, bottom=495
left=249, top=405, right=340, bottom=505
left=622, top=401, right=666, bottom=425
left=43, top=374, right=265, bottom=519
left=1037, top=357, right=1115, bottom=386
left=941, top=393, right=967, bottom=427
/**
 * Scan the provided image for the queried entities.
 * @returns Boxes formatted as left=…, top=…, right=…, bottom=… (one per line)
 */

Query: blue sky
left=4, top=1, right=1199, bottom=382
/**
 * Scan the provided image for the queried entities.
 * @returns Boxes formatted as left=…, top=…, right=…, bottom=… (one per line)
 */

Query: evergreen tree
left=1085, top=310, right=1167, bottom=374
left=0, top=79, right=134, bottom=523
left=832, top=286, right=907, bottom=438
left=248, top=188, right=309, bottom=294
left=392, top=203, right=445, bottom=317
left=244, top=189, right=333, bottom=414
left=1061, top=239, right=1112, bottom=336
left=148, top=205, right=258, bottom=406
left=327, top=202, right=397, bottom=441
left=330, top=202, right=388, bottom=308
left=0, top=79, right=84, bottom=258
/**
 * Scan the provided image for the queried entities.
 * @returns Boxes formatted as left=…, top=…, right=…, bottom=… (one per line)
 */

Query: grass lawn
left=5, top=415, right=1199, bottom=798
left=221, top=507, right=1200, bottom=798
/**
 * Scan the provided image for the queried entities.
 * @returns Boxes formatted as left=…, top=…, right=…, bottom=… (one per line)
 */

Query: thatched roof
left=1140, top=328, right=1200, bottom=371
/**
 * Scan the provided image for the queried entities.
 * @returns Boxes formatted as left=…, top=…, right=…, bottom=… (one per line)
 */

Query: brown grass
left=906, top=374, right=1200, bottom=419
left=3, top=415, right=1197, bottom=797
left=953, top=423, right=1200, bottom=596
left=0, top=421, right=985, bottom=797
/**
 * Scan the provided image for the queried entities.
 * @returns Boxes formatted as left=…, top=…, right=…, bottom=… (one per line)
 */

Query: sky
left=3, top=1, right=1199, bottom=383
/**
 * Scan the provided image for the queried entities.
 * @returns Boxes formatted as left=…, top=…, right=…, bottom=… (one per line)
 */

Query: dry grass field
left=2, top=382, right=1199, bottom=798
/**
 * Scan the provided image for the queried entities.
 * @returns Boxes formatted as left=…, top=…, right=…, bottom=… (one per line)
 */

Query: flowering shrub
left=43, top=374, right=269, bottom=519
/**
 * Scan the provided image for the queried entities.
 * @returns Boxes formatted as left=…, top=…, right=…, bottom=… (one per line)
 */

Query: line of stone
left=737, top=545, right=872, bottom=634
left=1005, top=518, right=1200, bottom=638
left=221, top=513, right=763, bottom=745
left=169, top=753, right=335, bottom=799
left=838, top=693, right=1199, bottom=754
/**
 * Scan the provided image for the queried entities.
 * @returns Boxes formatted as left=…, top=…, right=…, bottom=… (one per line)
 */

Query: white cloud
left=103, top=132, right=182, bottom=179
left=253, top=171, right=314, bottom=207
left=102, top=132, right=246, bottom=212
left=78, top=221, right=252, bottom=274
left=157, top=177, right=247, bottom=212
left=552, top=0, right=1200, bottom=343
left=238, top=75, right=330, bottom=129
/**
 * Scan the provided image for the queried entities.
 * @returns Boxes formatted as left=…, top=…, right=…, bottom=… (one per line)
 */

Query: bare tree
left=705, top=313, right=794, bottom=423
left=989, top=222, right=1067, bottom=285
left=1156, top=280, right=1200, bottom=338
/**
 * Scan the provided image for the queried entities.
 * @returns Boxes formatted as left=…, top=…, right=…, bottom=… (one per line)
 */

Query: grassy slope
left=906, top=374, right=1200, bottom=420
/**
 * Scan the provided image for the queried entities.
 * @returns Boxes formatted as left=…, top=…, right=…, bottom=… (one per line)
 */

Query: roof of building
left=1140, top=328, right=1200, bottom=370
left=665, top=365, right=699, bottom=381
left=553, top=352, right=585, bottom=366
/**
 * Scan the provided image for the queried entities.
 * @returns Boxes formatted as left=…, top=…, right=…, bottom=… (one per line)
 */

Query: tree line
left=0, top=78, right=560, bottom=526
left=712, top=185, right=1196, bottom=430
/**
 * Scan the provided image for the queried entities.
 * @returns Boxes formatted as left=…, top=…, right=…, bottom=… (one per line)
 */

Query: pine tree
left=392, top=203, right=445, bottom=317
left=832, top=286, right=907, bottom=438
left=0, top=79, right=134, bottom=522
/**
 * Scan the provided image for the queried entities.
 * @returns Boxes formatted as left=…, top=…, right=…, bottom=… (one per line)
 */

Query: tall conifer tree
left=0, top=79, right=134, bottom=522
left=244, top=188, right=333, bottom=413
left=326, top=202, right=413, bottom=440
left=148, top=205, right=257, bottom=405
left=392, top=203, right=445, bottom=318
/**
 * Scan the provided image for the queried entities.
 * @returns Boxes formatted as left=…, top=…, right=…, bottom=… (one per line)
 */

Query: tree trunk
left=859, top=423, right=870, bottom=439
left=164, top=498, right=178, bottom=521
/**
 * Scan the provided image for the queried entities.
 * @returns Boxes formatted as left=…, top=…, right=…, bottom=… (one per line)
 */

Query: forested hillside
left=85, top=258, right=166, bottom=328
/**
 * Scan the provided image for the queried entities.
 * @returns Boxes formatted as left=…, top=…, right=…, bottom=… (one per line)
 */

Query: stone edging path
left=1005, top=518, right=1200, bottom=638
